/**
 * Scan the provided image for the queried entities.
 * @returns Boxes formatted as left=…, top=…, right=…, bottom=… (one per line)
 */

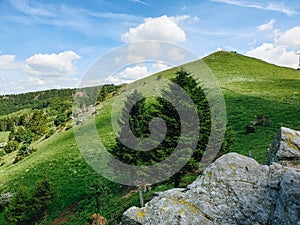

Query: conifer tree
left=155, top=69, right=211, bottom=187
left=109, top=90, right=151, bottom=184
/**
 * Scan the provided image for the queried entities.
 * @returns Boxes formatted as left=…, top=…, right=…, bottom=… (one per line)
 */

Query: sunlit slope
left=0, top=51, right=299, bottom=224
left=153, top=51, right=300, bottom=161
left=203, top=51, right=300, bottom=160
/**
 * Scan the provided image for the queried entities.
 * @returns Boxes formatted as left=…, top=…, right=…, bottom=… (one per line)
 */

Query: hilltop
left=0, top=51, right=299, bottom=224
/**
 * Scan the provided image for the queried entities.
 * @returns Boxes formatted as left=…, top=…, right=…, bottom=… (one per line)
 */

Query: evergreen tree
left=109, top=90, right=151, bottom=184
left=155, top=69, right=211, bottom=187
left=110, top=69, right=233, bottom=188
left=98, top=85, right=108, bottom=102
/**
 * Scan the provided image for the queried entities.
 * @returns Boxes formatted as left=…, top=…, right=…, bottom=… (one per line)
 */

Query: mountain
left=0, top=51, right=299, bottom=224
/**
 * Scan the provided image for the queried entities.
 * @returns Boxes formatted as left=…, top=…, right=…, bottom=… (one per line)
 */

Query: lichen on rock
left=122, top=139, right=300, bottom=225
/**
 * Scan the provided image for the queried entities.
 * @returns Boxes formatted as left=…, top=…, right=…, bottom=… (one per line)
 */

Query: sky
left=0, top=0, right=300, bottom=94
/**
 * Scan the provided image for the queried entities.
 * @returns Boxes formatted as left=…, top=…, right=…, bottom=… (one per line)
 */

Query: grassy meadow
left=0, top=51, right=299, bottom=224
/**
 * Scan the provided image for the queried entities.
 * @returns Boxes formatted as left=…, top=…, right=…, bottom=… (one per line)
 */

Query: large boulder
left=267, top=127, right=300, bottom=164
left=122, top=153, right=300, bottom=225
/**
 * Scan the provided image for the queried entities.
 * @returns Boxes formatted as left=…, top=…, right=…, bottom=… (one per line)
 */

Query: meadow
left=0, top=51, right=299, bottom=224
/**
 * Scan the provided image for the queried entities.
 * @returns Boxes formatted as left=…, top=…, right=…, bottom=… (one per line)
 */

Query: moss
left=177, top=199, right=201, bottom=213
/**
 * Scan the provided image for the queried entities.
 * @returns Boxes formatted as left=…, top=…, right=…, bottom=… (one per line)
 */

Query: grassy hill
left=0, top=51, right=299, bottom=224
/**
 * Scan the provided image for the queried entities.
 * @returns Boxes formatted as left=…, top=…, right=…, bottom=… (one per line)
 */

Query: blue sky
left=0, top=0, right=299, bottom=94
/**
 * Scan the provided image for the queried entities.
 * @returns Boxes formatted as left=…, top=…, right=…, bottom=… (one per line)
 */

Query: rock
left=122, top=153, right=300, bottom=225
left=0, top=142, right=7, bottom=148
left=267, top=127, right=300, bottom=164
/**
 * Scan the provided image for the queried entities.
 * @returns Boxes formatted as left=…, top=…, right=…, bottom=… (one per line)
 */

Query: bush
left=244, top=115, right=270, bottom=134
left=13, top=144, right=37, bottom=163
left=244, top=123, right=256, bottom=133
left=4, top=179, right=56, bottom=225
left=54, top=113, right=67, bottom=126
left=4, top=141, right=19, bottom=154
left=255, top=115, right=270, bottom=126
left=0, top=192, right=13, bottom=210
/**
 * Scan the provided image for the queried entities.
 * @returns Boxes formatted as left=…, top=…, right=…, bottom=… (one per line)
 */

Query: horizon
left=0, top=0, right=299, bottom=95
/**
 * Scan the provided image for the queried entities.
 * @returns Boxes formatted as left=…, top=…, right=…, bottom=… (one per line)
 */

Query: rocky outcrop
left=267, top=127, right=300, bottom=164
left=122, top=152, right=300, bottom=225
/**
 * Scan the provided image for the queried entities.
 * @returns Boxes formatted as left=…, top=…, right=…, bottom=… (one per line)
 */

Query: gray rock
left=0, top=142, right=7, bottom=148
left=267, top=127, right=300, bottom=164
left=122, top=153, right=300, bottom=225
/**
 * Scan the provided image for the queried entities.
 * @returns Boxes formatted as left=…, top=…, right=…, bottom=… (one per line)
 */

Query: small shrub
left=255, top=115, right=270, bottom=126
left=4, top=141, right=19, bottom=154
left=13, top=144, right=37, bottom=163
left=0, top=192, right=13, bottom=210
left=245, top=115, right=270, bottom=134
left=244, top=123, right=256, bottom=133
left=54, top=113, right=67, bottom=126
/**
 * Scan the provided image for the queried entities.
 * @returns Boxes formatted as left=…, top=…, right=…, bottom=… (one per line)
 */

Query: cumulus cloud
left=24, top=51, right=80, bottom=76
left=0, top=54, right=23, bottom=70
left=258, top=19, right=275, bottom=32
left=167, top=48, right=186, bottom=61
left=247, top=43, right=297, bottom=68
left=275, top=26, right=300, bottom=49
left=127, top=42, right=163, bottom=61
left=27, top=76, right=46, bottom=85
left=121, top=15, right=187, bottom=43
left=247, top=26, right=300, bottom=69
left=117, top=65, right=149, bottom=82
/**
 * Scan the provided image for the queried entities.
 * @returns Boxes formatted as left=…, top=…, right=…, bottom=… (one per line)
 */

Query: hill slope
left=0, top=51, right=299, bottom=224
left=151, top=51, right=300, bottom=161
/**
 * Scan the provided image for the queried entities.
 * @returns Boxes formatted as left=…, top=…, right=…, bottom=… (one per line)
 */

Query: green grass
left=151, top=51, right=300, bottom=163
left=0, top=132, right=9, bottom=143
left=0, top=51, right=299, bottom=224
left=201, top=51, right=300, bottom=162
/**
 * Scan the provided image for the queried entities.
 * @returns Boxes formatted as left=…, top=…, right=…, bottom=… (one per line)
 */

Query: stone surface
left=122, top=153, right=300, bottom=225
left=0, top=142, right=7, bottom=148
left=267, top=127, right=300, bottom=164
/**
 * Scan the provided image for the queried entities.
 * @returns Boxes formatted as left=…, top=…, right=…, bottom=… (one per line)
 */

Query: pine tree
left=155, top=69, right=211, bottom=187
left=110, top=69, right=233, bottom=189
left=109, top=90, right=151, bottom=184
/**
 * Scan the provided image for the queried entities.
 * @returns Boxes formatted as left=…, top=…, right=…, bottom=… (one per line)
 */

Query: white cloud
left=247, top=26, right=300, bottom=68
left=167, top=48, right=185, bottom=61
left=247, top=43, right=297, bottom=68
left=152, top=61, right=171, bottom=71
left=0, top=55, right=23, bottom=70
left=275, top=26, right=300, bottom=49
left=211, top=0, right=297, bottom=16
left=23, top=76, right=80, bottom=90
left=24, top=51, right=80, bottom=76
left=27, top=76, right=46, bottom=85
left=258, top=19, right=275, bottom=31
left=121, top=15, right=187, bottom=43
left=117, top=65, right=149, bottom=81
